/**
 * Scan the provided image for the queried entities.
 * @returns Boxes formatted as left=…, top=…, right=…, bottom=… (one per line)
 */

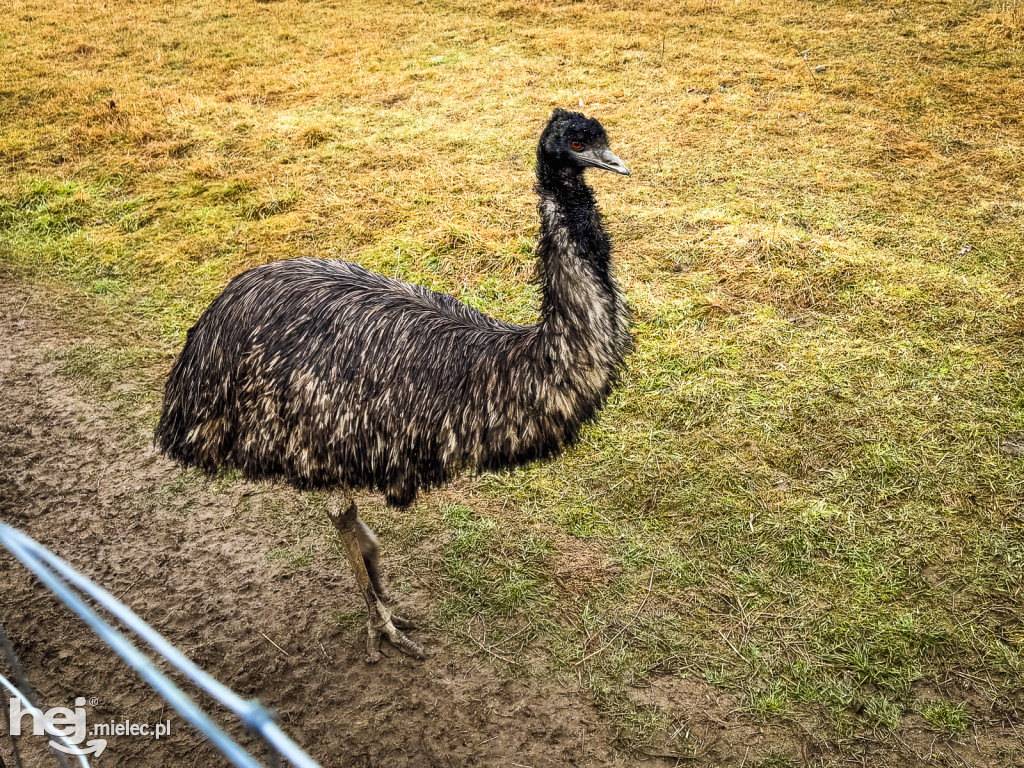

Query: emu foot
left=365, top=601, right=425, bottom=663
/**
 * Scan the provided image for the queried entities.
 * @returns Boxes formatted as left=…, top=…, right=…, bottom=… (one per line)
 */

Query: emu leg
left=353, top=517, right=385, bottom=599
left=326, top=497, right=424, bottom=663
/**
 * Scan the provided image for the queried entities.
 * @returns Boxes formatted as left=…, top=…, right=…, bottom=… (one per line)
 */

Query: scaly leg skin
left=326, top=496, right=425, bottom=663
left=353, top=517, right=385, bottom=599
left=353, top=520, right=415, bottom=631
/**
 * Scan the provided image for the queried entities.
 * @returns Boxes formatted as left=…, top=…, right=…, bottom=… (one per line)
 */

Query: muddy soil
left=0, top=282, right=640, bottom=768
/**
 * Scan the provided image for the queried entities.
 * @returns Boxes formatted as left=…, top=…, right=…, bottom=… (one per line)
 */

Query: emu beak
left=583, top=148, right=630, bottom=176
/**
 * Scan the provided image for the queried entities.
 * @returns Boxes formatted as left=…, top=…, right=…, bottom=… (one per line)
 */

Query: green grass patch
left=918, top=698, right=972, bottom=735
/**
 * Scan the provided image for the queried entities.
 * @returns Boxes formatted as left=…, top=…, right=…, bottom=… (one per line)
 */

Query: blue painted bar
left=0, top=523, right=322, bottom=768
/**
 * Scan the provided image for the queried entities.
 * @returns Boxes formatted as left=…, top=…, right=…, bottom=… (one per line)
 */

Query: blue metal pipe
left=0, top=523, right=322, bottom=768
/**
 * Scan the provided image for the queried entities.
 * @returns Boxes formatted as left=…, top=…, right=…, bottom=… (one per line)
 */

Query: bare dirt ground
left=0, top=280, right=642, bottom=768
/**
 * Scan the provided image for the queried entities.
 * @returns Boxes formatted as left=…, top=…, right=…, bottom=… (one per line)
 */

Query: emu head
left=538, top=108, right=630, bottom=176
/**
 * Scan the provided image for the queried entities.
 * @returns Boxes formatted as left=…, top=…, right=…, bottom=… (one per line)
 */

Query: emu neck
left=535, top=161, right=621, bottom=345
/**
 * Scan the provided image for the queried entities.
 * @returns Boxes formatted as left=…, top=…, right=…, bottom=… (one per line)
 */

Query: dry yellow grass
left=2, top=0, right=1023, bottom=764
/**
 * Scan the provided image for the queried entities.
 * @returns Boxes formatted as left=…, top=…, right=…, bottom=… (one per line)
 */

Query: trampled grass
left=2, top=0, right=1022, bottom=763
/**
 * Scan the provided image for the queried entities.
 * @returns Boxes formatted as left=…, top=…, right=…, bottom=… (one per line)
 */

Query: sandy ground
left=0, top=281, right=641, bottom=768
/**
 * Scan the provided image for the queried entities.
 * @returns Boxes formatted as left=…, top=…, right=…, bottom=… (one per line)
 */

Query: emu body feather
left=157, top=109, right=631, bottom=509
left=156, top=109, right=631, bottom=660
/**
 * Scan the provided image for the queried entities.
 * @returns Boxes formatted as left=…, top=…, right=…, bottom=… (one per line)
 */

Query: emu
left=156, top=109, right=632, bottom=662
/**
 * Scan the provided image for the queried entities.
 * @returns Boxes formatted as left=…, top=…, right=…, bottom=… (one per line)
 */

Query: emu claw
left=365, top=604, right=424, bottom=663
left=390, top=614, right=417, bottom=631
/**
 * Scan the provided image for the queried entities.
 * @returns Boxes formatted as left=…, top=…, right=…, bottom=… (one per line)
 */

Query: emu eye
left=570, top=141, right=583, bottom=150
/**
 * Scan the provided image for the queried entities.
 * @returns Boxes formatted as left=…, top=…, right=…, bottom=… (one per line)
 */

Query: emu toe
left=365, top=602, right=425, bottom=663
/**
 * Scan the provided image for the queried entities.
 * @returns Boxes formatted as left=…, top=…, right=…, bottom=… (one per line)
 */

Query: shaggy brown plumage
left=157, top=110, right=632, bottom=507
left=156, top=109, right=632, bottom=660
